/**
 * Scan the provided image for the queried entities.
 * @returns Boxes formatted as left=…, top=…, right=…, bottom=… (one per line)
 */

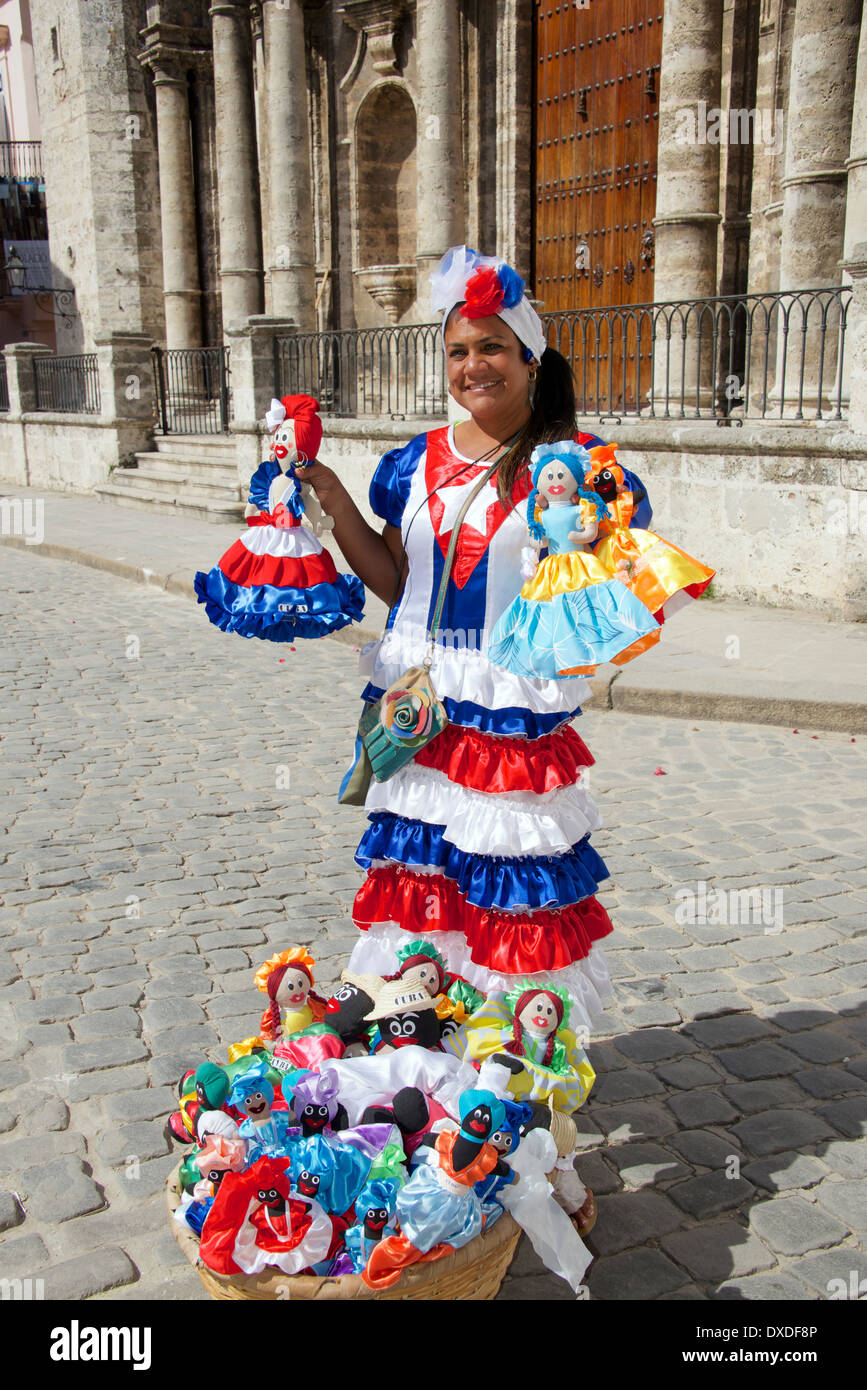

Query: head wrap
left=355, top=1178, right=399, bottom=1217
left=227, top=1059, right=274, bottom=1110
left=291, top=1070, right=340, bottom=1122
left=264, top=394, right=323, bottom=461
left=430, top=245, right=547, bottom=363
left=458, top=1087, right=506, bottom=1142
left=394, top=938, right=446, bottom=993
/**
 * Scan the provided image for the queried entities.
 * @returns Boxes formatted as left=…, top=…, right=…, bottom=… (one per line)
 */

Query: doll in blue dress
left=486, top=441, right=661, bottom=680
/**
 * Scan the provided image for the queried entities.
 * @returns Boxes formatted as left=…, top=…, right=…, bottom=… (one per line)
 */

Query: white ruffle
left=364, top=762, right=601, bottom=856
left=347, top=926, right=612, bottom=1035
left=239, top=526, right=323, bottom=558
left=318, top=1050, right=481, bottom=1127
left=359, top=633, right=592, bottom=719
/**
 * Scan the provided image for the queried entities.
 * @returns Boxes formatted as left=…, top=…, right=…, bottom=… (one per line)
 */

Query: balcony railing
left=0, top=141, right=44, bottom=182
left=32, top=354, right=100, bottom=414
left=274, top=286, right=852, bottom=424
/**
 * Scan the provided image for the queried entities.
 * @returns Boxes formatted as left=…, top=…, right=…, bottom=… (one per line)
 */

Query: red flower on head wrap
left=460, top=265, right=505, bottom=320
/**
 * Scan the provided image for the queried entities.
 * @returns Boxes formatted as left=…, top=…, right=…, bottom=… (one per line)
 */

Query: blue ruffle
left=195, top=568, right=365, bottom=642
left=358, top=684, right=582, bottom=740
left=487, top=576, right=659, bottom=681
left=356, top=812, right=609, bottom=911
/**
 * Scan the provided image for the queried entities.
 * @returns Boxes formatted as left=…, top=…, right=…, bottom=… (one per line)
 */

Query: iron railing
left=32, top=353, right=100, bottom=414
left=543, top=286, right=852, bottom=422
left=0, top=141, right=44, bottom=182
left=273, top=286, right=851, bottom=423
left=0, top=357, right=8, bottom=412
left=153, top=345, right=231, bottom=434
left=274, top=323, right=447, bottom=419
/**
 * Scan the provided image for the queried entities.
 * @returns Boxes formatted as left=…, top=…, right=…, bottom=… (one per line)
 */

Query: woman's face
left=444, top=310, right=533, bottom=427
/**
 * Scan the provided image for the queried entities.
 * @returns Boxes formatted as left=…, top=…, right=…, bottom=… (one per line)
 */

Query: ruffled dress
left=194, top=460, right=364, bottom=641
left=485, top=500, right=661, bottom=679
left=346, top=425, right=620, bottom=1031
left=592, top=488, right=715, bottom=622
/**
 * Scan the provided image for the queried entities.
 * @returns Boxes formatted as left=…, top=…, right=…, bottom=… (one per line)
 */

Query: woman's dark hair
left=495, top=346, right=577, bottom=505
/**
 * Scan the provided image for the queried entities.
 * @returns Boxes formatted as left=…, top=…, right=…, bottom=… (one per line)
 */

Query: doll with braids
left=255, top=948, right=327, bottom=1042
left=486, top=440, right=661, bottom=679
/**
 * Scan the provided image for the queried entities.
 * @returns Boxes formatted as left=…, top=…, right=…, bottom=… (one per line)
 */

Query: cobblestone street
left=0, top=548, right=865, bottom=1302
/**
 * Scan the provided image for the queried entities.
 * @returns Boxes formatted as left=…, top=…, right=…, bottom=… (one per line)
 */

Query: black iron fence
left=544, top=286, right=852, bottom=422
left=274, top=323, right=447, bottom=419
left=0, top=141, right=43, bottom=182
left=32, top=353, right=100, bottom=414
left=0, top=357, right=8, bottom=413
left=273, top=286, right=851, bottom=424
left=153, top=346, right=230, bottom=434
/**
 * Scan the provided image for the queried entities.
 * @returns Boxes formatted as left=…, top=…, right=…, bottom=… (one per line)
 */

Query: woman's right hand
left=293, top=460, right=345, bottom=517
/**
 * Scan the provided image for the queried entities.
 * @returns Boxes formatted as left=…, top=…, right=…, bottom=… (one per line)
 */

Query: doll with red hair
left=194, top=393, right=364, bottom=642
left=440, top=980, right=595, bottom=1114
left=254, top=947, right=327, bottom=1042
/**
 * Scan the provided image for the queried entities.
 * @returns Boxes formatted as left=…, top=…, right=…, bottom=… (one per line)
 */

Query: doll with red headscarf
left=194, top=393, right=364, bottom=641
left=440, top=981, right=596, bottom=1114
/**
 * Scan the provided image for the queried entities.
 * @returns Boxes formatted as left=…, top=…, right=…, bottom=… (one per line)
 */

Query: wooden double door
left=533, top=0, right=663, bottom=409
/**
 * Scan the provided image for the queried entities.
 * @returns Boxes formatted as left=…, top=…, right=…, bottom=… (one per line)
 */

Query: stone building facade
left=2, top=0, right=866, bottom=617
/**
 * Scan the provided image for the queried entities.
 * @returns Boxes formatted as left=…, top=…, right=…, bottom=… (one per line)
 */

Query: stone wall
left=29, top=0, right=165, bottom=354
left=0, top=416, right=151, bottom=490
left=318, top=417, right=867, bottom=619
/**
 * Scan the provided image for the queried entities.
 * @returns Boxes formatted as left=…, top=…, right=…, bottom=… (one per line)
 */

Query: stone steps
left=94, top=434, right=245, bottom=524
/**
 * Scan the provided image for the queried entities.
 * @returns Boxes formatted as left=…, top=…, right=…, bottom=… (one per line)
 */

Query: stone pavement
left=0, top=547, right=864, bottom=1303
left=3, top=483, right=867, bottom=731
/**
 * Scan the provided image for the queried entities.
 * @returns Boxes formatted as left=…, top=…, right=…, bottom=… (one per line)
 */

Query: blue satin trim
left=356, top=813, right=610, bottom=910
left=248, top=459, right=303, bottom=517
left=195, top=568, right=365, bottom=641
left=358, top=684, right=582, bottom=739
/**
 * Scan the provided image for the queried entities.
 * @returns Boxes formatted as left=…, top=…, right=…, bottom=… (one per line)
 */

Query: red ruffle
left=414, top=722, right=594, bottom=793
left=353, top=866, right=613, bottom=975
left=219, top=538, right=338, bottom=589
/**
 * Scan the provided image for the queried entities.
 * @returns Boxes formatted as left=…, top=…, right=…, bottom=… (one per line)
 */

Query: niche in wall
left=354, top=80, right=416, bottom=321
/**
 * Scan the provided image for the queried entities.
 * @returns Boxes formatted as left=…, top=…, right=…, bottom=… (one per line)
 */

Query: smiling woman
left=295, top=247, right=643, bottom=1053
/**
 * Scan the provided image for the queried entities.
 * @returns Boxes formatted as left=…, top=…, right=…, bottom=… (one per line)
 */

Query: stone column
left=93, top=331, right=158, bottom=465
left=651, top=0, right=723, bottom=412
left=224, top=314, right=298, bottom=480
left=774, top=0, right=860, bottom=413
left=843, top=5, right=867, bottom=266
left=209, top=2, right=265, bottom=331
left=416, top=0, right=465, bottom=307
left=1, top=343, right=52, bottom=485
left=261, top=0, right=317, bottom=329
left=148, top=64, right=203, bottom=349
left=841, top=246, right=867, bottom=436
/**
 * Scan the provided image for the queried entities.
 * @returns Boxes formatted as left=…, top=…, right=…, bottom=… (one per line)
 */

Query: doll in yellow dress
left=440, top=981, right=596, bottom=1114
left=486, top=441, right=662, bottom=679
left=587, top=443, right=715, bottom=622
left=254, top=947, right=327, bottom=1042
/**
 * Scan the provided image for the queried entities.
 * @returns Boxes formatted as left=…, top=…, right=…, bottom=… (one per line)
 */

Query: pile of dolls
left=169, top=942, right=597, bottom=1293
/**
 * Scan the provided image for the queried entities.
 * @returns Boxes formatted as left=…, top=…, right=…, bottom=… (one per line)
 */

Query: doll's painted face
left=490, top=1128, right=514, bottom=1155
left=272, top=420, right=298, bottom=463
left=400, top=961, right=441, bottom=997
left=537, top=460, right=580, bottom=506
left=364, top=1206, right=389, bottom=1235
left=301, top=1102, right=331, bottom=1135
left=296, top=1170, right=321, bottom=1199
left=590, top=466, right=620, bottom=502
left=243, top=1089, right=271, bottom=1121
left=257, top=1186, right=284, bottom=1209
left=276, top=968, right=311, bottom=1011
left=518, top=992, right=559, bottom=1038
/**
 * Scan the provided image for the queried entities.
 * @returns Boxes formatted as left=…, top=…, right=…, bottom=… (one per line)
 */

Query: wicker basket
left=166, top=1166, right=521, bottom=1301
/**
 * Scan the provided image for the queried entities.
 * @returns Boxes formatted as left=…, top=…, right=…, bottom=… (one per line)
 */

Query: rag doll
left=255, top=947, right=327, bottom=1041
left=194, top=394, right=364, bottom=641
left=486, top=440, right=661, bottom=678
